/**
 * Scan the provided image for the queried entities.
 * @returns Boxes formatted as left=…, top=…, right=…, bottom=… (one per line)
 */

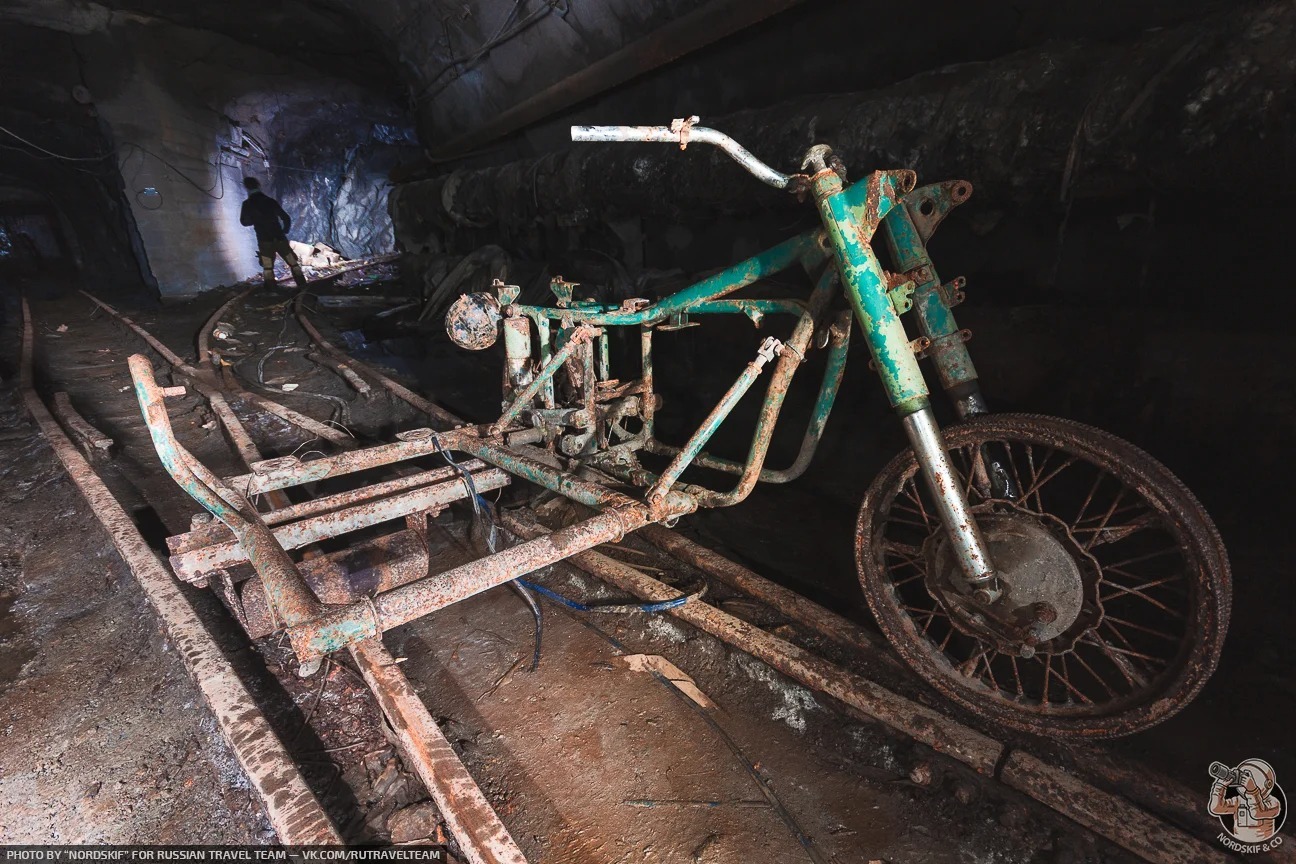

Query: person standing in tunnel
left=239, top=177, right=308, bottom=290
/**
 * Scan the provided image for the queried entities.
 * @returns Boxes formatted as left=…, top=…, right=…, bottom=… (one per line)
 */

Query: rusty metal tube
left=225, top=427, right=477, bottom=494
left=646, top=337, right=782, bottom=503
left=51, top=392, right=112, bottom=453
left=20, top=300, right=341, bottom=845
left=170, top=468, right=510, bottom=580
left=646, top=264, right=838, bottom=507
left=128, top=354, right=323, bottom=632
left=572, top=123, right=794, bottom=189
left=195, top=286, right=293, bottom=509
left=293, top=499, right=686, bottom=658
left=645, top=307, right=850, bottom=485
left=1000, top=751, right=1231, bottom=864
left=640, top=325, right=655, bottom=438
left=492, top=324, right=598, bottom=434
left=454, top=437, right=639, bottom=510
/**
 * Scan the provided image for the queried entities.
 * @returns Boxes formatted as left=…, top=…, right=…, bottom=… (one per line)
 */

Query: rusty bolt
left=1018, top=644, right=1036, bottom=659
left=1032, top=602, right=1058, bottom=624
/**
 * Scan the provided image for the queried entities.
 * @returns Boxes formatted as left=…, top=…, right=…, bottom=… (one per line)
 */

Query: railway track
left=15, top=278, right=1268, bottom=863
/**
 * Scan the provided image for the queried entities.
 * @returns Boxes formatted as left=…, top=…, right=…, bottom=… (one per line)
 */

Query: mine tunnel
left=0, top=0, right=1291, bottom=860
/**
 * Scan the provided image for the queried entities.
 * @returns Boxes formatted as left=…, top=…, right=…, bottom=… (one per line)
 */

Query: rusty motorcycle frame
left=132, top=119, right=1230, bottom=740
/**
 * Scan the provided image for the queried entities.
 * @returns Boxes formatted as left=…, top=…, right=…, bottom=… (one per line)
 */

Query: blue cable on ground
left=516, top=578, right=697, bottom=614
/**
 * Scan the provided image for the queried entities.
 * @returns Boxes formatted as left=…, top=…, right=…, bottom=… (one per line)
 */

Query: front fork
left=806, top=159, right=998, bottom=596
left=883, top=183, right=1019, bottom=506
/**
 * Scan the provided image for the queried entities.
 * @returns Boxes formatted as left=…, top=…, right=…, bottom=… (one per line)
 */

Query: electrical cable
left=0, top=127, right=227, bottom=200
left=515, top=576, right=704, bottom=614
left=416, top=0, right=570, bottom=103
left=0, top=123, right=115, bottom=161
left=430, top=433, right=542, bottom=670
left=118, top=142, right=227, bottom=200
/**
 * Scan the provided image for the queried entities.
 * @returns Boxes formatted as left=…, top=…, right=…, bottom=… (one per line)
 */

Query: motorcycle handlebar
left=571, top=121, right=794, bottom=190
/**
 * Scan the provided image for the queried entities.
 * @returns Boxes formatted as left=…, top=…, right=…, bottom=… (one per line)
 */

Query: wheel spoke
left=959, top=648, right=986, bottom=678
left=1074, top=503, right=1146, bottom=527
left=1084, top=632, right=1167, bottom=667
left=901, top=482, right=933, bottom=528
left=1099, top=579, right=1185, bottom=617
left=1082, top=486, right=1127, bottom=551
left=1101, top=546, right=1181, bottom=570
left=1082, top=632, right=1150, bottom=689
left=1004, top=441, right=1028, bottom=504
left=1057, top=655, right=1094, bottom=704
left=1021, top=455, right=1078, bottom=505
left=1083, top=512, right=1162, bottom=547
left=892, top=571, right=925, bottom=588
left=1073, top=471, right=1106, bottom=528
left=1102, top=571, right=1183, bottom=596
left=883, top=539, right=924, bottom=559
left=1009, top=655, right=1024, bottom=698
left=981, top=650, right=1002, bottom=693
left=937, top=628, right=955, bottom=652
left=1103, top=614, right=1181, bottom=642
left=886, top=513, right=935, bottom=531
left=1068, top=648, right=1118, bottom=699
left=858, top=416, right=1228, bottom=735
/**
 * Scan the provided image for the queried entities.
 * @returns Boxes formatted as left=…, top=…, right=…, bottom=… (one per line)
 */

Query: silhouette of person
left=239, top=177, right=307, bottom=290
left=1210, top=759, right=1283, bottom=843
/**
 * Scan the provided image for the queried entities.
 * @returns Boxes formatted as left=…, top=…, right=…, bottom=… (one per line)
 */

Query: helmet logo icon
left=1208, top=758, right=1286, bottom=852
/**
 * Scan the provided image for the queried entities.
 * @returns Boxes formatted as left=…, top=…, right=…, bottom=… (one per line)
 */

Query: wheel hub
left=925, top=511, right=1100, bottom=654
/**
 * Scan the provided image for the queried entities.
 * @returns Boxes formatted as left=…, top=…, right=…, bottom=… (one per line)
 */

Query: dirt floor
left=1, top=266, right=1284, bottom=860
left=0, top=384, right=268, bottom=843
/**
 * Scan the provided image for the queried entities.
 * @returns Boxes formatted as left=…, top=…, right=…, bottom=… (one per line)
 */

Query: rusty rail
left=20, top=299, right=341, bottom=844
left=637, top=524, right=889, bottom=658
left=351, top=639, right=528, bottom=864
left=289, top=294, right=372, bottom=396
left=295, top=298, right=460, bottom=429
left=83, top=289, right=352, bottom=447
left=51, top=391, right=113, bottom=453
left=501, top=508, right=1002, bottom=772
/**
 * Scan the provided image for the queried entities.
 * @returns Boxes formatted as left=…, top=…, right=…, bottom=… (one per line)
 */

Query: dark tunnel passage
left=1, top=0, right=1294, bottom=858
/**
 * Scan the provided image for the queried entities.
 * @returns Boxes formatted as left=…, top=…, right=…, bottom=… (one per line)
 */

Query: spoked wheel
left=856, top=413, right=1230, bottom=739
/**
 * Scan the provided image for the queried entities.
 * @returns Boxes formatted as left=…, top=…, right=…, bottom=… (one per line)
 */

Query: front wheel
left=856, top=413, right=1230, bottom=739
